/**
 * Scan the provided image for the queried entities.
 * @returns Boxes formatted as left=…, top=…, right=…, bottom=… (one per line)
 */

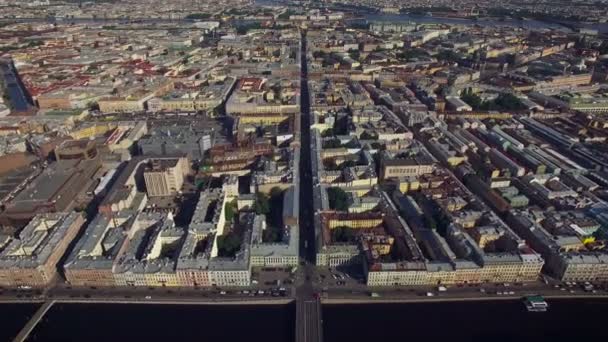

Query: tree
left=493, top=93, right=525, bottom=110
left=263, top=229, right=280, bottom=243
left=321, top=128, right=334, bottom=137
left=236, top=22, right=262, bottom=35
left=224, top=200, right=236, bottom=221
left=437, top=49, right=460, bottom=62
left=332, top=226, right=357, bottom=243
left=327, top=187, right=350, bottom=211
left=340, top=160, right=357, bottom=169
left=313, top=51, right=327, bottom=59
left=267, top=187, right=284, bottom=229
left=600, top=41, right=608, bottom=55
left=216, top=232, right=242, bottom=257
left=255, top=192, right=270, bottom=215
left=323, top=158, right=338, bottom=170
left=461, top=92, right=483, bottom=109
left=323, top=138, right=342, bottom=149
left=370, top=142, right=384, bottom=150
left=397, top=48, right=428, bottom=60
left=360, top=131, right=377, bottom=140
left=269, top=187, right=283, bottom=200
left=185, top=13, right=211, bottom=20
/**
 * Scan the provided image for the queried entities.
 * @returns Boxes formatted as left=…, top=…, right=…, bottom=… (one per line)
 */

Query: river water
left=3, top=298, right=607, bottom=341
left=26, top=302, right=296, bottom=342
left=323, top=298, right=608, bottom=342
left=364, top=13, right=569, bottom=31
left=364, top=14, right=608, bottom=33
left=0, top=303, right=39, bottom=341
left=255, top=0, right=608, bottom=33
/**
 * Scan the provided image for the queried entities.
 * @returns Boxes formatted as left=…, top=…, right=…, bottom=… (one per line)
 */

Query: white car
left=145, top=296, right=152, bottom=299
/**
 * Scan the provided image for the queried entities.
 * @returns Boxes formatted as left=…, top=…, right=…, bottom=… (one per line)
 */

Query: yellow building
left=321, top=148, right=350, bottom=159
left=98, top=98, right=146, bottom=113
left=381, top=162, right=434, bottom=180
left=325, top=213, right=384, bottom=230
left=237, top=113, right=290, bottom=125
left=64, top=268, right=116, bottom=287
left=70, top=123, right=115, bottom=140
left=396, top=176, right=421, bottom=193
left=366, top=256, right=544, bottom=286
left=0, top=212, right=85, bottom=287
left=471, top=227, right=502, bottom=249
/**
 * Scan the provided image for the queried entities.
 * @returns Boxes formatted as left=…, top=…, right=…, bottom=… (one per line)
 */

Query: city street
left=296, top=28, right=324, bottom=342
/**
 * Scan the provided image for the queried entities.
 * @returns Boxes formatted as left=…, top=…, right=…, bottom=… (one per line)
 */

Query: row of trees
left=323, top=159, right=357, bottom=171
left=396, top=48, right=429, bottom=61
left=224, top=200, right=237, bottom=222
left=185, top=13, right=211, bottom=20
left=236, top=22, right=263, bottom=35
left=461, top=90, right=526, bottom=111
left=255, top=187, right=284, bottom=243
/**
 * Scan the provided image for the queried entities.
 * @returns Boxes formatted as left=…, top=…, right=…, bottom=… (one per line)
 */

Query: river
left=323, top=298, right=608, bottom=341
left=364, top=13, right=608, bottom=33
left=0, top=303, right=39, bottom=341
left=364, top=13, right=569, bottom=31
left=3, top=298, right=608, bottom=341
left=255, top=0, right=608, bottom=33
left=27, top=302, right=296, bottom=342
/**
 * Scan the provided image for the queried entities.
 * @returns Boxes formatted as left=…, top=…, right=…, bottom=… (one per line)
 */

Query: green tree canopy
left=340, top=160, right=357, bottom=169
left=323, top=138, right=342, bottom=149
left=436, top=49, right=460, bottom=62
left=267, top=187, right=284, bottom=229
left=461, top=92, right=483, bottom=109
left=321, top=128, right=334, bottom=137
left=360, top=131, right=377, bottom=140
left=216, top=232, right=242, bottom=257
left=332, top=226, right=357, bottom=243
left=327, top=187, right=350, bottom=211
left=224, top=200, right=237, bottom=221
left=461, top=92, right=525, bottom=111
left=493, top=93, right=526, bottom=110
left=255, top=192, right=270, bottom=215
left=185, top=13, right=211, bottom=19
